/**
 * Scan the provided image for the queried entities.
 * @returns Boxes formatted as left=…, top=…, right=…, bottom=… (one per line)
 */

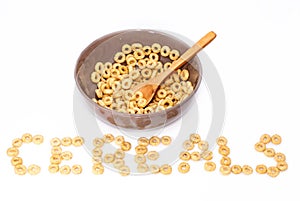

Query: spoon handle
left=171, top=31, right=216, bottom=71
left=151, top=31, right=216, bottom=85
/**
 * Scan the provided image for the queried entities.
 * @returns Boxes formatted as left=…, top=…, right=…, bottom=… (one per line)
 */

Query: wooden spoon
left=132, top=31, right=217, bottom=106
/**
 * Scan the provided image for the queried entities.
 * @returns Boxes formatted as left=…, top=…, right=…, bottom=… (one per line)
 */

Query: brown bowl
left=74, top=29, right=202, bottom=129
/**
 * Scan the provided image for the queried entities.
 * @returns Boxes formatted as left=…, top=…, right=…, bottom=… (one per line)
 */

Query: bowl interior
left=75, top=29, right=202, bottom=129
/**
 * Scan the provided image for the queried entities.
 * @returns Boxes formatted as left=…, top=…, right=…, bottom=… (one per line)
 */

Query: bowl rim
left=74, top=29, right=202, bottom=118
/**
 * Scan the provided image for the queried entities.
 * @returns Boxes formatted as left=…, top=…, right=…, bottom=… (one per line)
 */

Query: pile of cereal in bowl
left=90, top=42, right=194, bottom=114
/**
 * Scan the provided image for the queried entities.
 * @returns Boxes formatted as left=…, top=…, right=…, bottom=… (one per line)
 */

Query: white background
left=0, top=0, right=300, bottom=200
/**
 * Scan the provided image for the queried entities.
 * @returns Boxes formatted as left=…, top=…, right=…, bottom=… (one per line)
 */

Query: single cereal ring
left=101, top=69, right=111, bottom=79
left=198, top=141, right=209, bottom=151
left=260, top=134, right=271, bottom=144
left=115, top=136, right=125, bottom=146
left=274, top=153, right=286, bottom=162
left=133, top=49, right=145, bottom=60
left=119, top=65, right=129, bottom=74
left=104, top=62, right=113, bottom=69
left=137, top=137, right=149, bottom=146
left=141, top=68, right=152, bottom=79
left=111, top=69, right=121, bottom=78
left=264, top=148, right=275, bottom=157
left=165, top=90, right=175, bottom=99
left=7, top=147, right=19, bottom=157
left=72, top=164, right=82, bottom=174
left=112, top=63, right=121, bottom=70
left=103, top=153, right=115, bottom=163
left=122, top=44, right=132, bottom=54
left=254, top=142, right=266, bottom=152
left=134, top=154, right=146, bottom=164
left=160, top=164, right=172, bottom=175
left=161, top=136, right=172, bottom=145
left=113, top=159, right=125, bottom=169
left=146, top=60, right=157, bottom=69
left=242, top=165, right=253, bottom=175
left=191, top=151, right=201, bottom=161
left=28, top=164, right=41, bottom=175
left=135, top=145, right=148, bottom=155
left=267, top=166, right=280, bottom=178
left=103, top=96, right=113, bottom=106
left=32, top=135, right=44, bottom=145
left=271, top=134, right=282, bottom=145
left=157, top=89, right=167, bottom=99
left=124, top=90, right=134, bottom=101
left=204, top=161, right=216, bottom=172
left=137, top=163, right=149, bottom=173
left=183, top=140, right=194, bottom=151
left=151, top=43, right=161, bottom=53
left=131, top=43, right=143, bottom=51
left=114, top=52, right=126, bottom=63
left=220, top=156, right=231, bottom=166
left=92, top=163, right=104, bottom=175
left=277, top=161, right=288, bottom=171
left=121, top=141, right=131, bottom=151
left=180, top=69, right=189, bottom=81
left=256, top=164, right=267, bottom=174
left=218, top=146, right=230, bottom=156
left=179, top=151, right=191, bottom=161
left=143, top=45, right=152, bottom=55
left=220, top=165, right=231, bottom=175
left=72, top=136, right=84, bottom=147
left=93, top=138, right=105, bottom=147
left=14, top=165, right=27, bottom=175
left=136, top=61, right=146, bottom=70
left=216, top=136, right=227, bottom=146
left=51, top=146, right=62, bottom=155
left=95, top=62, right=104, bottom=73
left=22, top=133, right=33, bottom=143
left=61, top=151, right=73, bottom=161
left=121, top=78, right=132, bottom=90
left=129, top=70, right=141, bottom=81
left=160, top=45, right=171, bottom=57
left=137, top=98, right=148, bottom=108
left=149, top=136, right=160, bottom=146
left=112, top=81, right=122, bottom=91
left=190, top=133, right=201, bottom=144
left=231, top=165, right=242, bottom=174
left=144, top=107, right=154, bottom=114
left=160, top=99, right=173, bottom=108
left=60, top=165, right=71, bottom=175
left=172, top=73, right=180, bottom=83
left=147, top=151, right=159, bottom=161
left=178, top=162, right=190, bottom=174
left=12, top=138, right=23, bottom=148
left=150, top=164, right=160, bottom=174
left=61, top=137, right=72, bottom=146
left=91, top=72, right=101, bottom=83
left=131, top=91, right=143, bottom=101
left=48, top=164, right=59, bottom=173
left=171, top=82, right=181, bottom=93
left=92, top=156, right=102, bottom=164
left=149, top=53, right=159, bottom=61
left=201, top=150, right=213, bottom=161
left=119, top=165, right=130, bottom=176
left=92, top=147, right=103, bottom=157
left=50, top=154, right=61, bottom=165
left=11, top=157, right=23, bottom=166
left=103, top=133, right=115, bottom=143
left=169, top=49, right=180, bottom=60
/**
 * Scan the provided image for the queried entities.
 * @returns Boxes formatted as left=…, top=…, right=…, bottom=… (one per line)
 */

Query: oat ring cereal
left=90, top=42, right=195, bottom=114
